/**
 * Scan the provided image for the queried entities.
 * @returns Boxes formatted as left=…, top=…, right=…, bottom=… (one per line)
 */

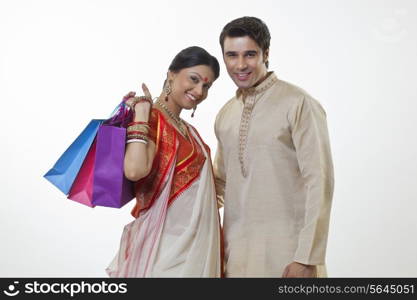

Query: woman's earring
left=164, top=80, right=172, bottom=102
left=191, top=106, right=196, bottom=118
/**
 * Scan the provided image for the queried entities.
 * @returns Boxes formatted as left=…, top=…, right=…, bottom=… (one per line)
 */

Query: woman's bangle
left=128, top=121, right=150, bottom=126
left=126, top=138, right=148, bottom=145
left=127, top=130, right=148, bottom=136
left=127, top=124, right=150, bottom=133
left=130, top=96, right=153, bottom=109
left=127, top=134, right=149, bottom=142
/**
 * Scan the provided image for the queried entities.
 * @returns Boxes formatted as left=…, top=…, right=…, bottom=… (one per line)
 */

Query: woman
left=106, top=46, right=222, bottom=277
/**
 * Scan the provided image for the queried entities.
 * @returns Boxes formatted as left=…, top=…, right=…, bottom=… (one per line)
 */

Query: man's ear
left=263, top=48, right=269, bottom=64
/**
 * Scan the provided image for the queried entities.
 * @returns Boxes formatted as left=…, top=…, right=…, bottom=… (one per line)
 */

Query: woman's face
left=168, top=65, right=215, bottom=110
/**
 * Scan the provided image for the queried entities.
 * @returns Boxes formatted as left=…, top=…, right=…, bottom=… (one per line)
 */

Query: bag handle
left=105, top=98, right=134, bottom=128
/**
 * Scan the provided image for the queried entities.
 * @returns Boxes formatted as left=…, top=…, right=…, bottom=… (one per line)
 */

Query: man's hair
left=219, top=16, right=271, bottom=68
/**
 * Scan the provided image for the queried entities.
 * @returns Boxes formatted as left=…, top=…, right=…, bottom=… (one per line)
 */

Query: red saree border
left=131, top=111, right=177, bottom=218
left=131, top=110, right=209, bottom=218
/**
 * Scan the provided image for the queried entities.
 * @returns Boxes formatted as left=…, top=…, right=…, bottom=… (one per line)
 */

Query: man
left=214, top=16, right=334, bottom=277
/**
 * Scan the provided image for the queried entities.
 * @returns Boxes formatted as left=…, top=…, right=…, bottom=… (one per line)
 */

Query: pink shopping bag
left=67, top=140, right=97, bottom=207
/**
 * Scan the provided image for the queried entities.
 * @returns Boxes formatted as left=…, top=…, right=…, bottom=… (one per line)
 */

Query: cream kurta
left=214, top=72, right=334, bottom=277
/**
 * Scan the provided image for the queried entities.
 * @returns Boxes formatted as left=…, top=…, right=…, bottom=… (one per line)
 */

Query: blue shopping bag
left=44, top=119, right=104, bottom=194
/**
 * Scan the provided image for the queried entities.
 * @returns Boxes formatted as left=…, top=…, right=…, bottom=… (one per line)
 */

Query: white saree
left=106, top=125, right=221, bottom=277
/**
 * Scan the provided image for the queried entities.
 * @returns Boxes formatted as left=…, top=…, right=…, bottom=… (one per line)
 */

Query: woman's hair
left=168, top=46, right=220, bottom=80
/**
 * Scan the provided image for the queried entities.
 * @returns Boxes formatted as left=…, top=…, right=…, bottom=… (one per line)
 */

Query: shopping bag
left=92, top=104, right=135, bottom=208
left=43, top=119, right=104, bottom=194
left=67, top=140, right=97, bottom=207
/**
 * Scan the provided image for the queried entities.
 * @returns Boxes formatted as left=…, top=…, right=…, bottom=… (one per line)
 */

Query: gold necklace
left=156, top=99, right=187, bottom=137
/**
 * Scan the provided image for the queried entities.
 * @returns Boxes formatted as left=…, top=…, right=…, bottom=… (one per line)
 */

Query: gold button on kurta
left=214, top=72, right=334, bottom=277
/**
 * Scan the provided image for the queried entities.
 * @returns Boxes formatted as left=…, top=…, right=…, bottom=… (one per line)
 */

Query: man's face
left=222, top=36, right=268, bottom=89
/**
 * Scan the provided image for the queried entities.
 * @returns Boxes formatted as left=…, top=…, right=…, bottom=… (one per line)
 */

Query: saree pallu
left=106, top=124, right=221, bottom=277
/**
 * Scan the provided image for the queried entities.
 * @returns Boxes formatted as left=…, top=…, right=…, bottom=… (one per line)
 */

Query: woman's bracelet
left=127, top=134, right=149, bottom=142
left=126, top=138, right=148, bottom=145
left=130, top=96, right=153, bottom=109
left=127, top=124, right=150, bottom=134
left=128, top=121, right=150, bottom=126
left=127, top=130, right=148, bottom=136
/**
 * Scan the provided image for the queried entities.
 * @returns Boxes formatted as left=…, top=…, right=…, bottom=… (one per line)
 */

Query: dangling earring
left=164, top=80, right=172, bottom=102
left=191, top=106, right=196, bottom=118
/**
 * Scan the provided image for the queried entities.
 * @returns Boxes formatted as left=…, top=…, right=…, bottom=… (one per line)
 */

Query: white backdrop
left=1, top=0, right=416, bottom=277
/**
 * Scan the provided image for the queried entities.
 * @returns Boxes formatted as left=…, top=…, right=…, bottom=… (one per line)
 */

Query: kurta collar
left=236, top=71, right=278, bottom=100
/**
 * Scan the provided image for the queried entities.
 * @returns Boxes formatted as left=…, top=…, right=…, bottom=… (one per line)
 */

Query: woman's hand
left=124, top=83, right=153, bottom=118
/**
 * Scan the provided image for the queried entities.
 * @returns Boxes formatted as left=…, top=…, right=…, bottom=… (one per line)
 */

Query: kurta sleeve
left=289, top=96, right=334, bottom=265
left=213, top=114, right=226, bottom=209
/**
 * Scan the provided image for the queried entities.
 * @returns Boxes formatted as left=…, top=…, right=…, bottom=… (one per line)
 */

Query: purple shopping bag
left=92, top=104, right=135, bottom=208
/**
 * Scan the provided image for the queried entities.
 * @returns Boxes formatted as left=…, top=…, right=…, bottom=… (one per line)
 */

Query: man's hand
left=282, top=262, right=317, bottom=278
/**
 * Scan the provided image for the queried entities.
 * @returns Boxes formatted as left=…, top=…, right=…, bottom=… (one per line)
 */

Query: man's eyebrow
left=224, top=50, right=258, bottom=55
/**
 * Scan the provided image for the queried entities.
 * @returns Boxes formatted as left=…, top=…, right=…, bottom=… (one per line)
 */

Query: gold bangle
left=127, top=124, right=150, bottom=133
left=130, top=96, right=153, bottom=109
